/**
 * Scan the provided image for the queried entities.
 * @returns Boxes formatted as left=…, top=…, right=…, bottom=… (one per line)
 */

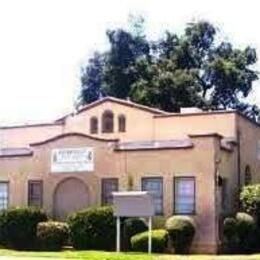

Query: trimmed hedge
left=130, top=229, right=168, bottom=253
left=223, top=212, right=257, bottom=253
left=68, top=206, right=116, bottom=250
left=0, top=207, right=48, bottom=249
left=165, top=216, right=195, bottom=254
left=123, top=218, right=147, bottom=250
left=37, top=221, right=69, bottom=251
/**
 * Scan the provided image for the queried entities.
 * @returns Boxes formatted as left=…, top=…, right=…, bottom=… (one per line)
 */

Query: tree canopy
left=79, top=18, right=259, bottom=121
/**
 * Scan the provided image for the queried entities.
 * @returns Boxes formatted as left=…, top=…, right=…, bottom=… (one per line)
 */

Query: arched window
left=245, top=165, right=252, bottom=185
left=90, top=116, right=98, bottom=134
left=118, top=114, right=126, bottom=132
left=102, top=110, right=114, bottom=133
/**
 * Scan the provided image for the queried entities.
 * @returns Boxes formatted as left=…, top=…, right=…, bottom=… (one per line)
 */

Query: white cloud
left=0, top=0, right=259, bottom=124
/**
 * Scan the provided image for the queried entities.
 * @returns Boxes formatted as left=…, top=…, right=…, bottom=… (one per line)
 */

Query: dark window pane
left=174, top=177, right=195, bottom=214
left=90, top=117, right=98, bottom=134
left=102, top=178, right=118, bottom=205
left=28, top=181, right=43, bottom=207
left=102, top=110, right=114, bottom=133
left=118, top=115, right=126, bottom=132
left=221, top=178, right=228, bottom=211
left=0, top=182, right=8, bottom=210
left=142, top=177, right=163, bottom=215
left=245, top=165, right=252, bottom=185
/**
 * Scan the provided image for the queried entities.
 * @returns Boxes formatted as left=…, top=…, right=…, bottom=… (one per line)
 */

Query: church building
left=0, top=96, right=260, bottom=253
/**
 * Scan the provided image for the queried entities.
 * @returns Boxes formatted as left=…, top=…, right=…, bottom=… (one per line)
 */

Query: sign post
left=148, top=216, right=152, bottom=254
left=116, top=216, right=120, bottom=252
left=112, top=191, right=155, bottom=254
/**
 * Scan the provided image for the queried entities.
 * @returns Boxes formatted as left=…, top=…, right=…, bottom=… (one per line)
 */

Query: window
left=221, top=178, right=228, bottom=211
left=0, top=182, right=8, bottom=210
left=102, top=110, right=114, bottom=133
left=218, top=176, right=228, bottom=212
left=90, top=116, right=98, bottom=134
left=245, top=165, right=252, bottom=185
left=174, top=177, right=195, bottom=214
left=28, top=181, right=43, bottom=207
left=101, top=178, right=118, bottom=205
left=118, top=114, right=126, bottom=132
left=142, top=177, right=163, bottom=215
left=257, top=140, right=260, bottom=160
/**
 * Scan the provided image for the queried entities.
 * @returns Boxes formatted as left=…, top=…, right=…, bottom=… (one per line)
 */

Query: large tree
left=80, top=16, right=149, bottom=103
left=79, top=19, right=259, bottom=121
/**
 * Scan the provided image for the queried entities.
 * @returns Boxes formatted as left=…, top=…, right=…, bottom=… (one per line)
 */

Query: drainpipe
left=236, top=124, right=242, bottom=212
left=237, top=129, right=241, bottom=190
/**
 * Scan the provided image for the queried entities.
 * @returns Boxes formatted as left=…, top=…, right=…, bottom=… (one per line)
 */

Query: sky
left=0, top=0, right=260, bottom=125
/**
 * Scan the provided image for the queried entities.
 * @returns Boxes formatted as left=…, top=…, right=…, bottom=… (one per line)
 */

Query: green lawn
left=0, top=250, right=260, bottom=260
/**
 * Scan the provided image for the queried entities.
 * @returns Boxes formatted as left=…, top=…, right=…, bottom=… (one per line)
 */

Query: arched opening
left=102, top=110, right=114, bottom=133
left=245, top=165, right=252, bottom=185
left=53, top=177, right=89, bottom=220
left=90, top=116, right=98, bottom=134
left=118, top=114, right=126, bottom=132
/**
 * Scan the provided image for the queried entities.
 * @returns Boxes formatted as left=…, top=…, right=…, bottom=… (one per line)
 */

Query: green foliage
left=79, top=18, right=259, bottom=121
left=152, top=216, right=167, bottom=229
left=0, top=249, right=159, bottom=259
left=223, top=212, right=257, bottom=253
left=223, top=217, right=237, bottom=241
left=37, top=221, right=69, bottom=251
left=68, top=206, right=116, bottom=250
left=130, top=229, right=168, bottom=253
left=0, top=207, right=48, bottom=249
left=123, top=218, right=147, bottom=250
left=240, top=184, right=260, bottom=225
left=165, top=216, right=195, bottom=254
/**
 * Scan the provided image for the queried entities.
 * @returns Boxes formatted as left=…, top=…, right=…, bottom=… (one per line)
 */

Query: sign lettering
left=51, top=147, right=94, bottom=172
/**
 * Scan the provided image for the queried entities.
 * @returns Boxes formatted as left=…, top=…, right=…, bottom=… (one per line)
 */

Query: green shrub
left=0, top=207, right=48, bottom=249
left=236, top=212, right=257, bottom=253
left=123, top=218, right=147, bottom=250
left=68, top=206, right=116, bottom=250
left=240, top=185, right=260, bottom=226
left=223, top=217, right=239, bottom=253
left=37, top=221, right=69, bottom=251
left=165, top=216, right=195, bottom=254
left=223, top=217, right=237, bottom=240
left=223, top=212, right=257, bottom=253
left=130, top=229, right=168, bottom=253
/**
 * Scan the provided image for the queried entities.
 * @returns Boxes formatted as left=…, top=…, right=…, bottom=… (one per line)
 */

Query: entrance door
left=54, top=178, right=89, bottom=220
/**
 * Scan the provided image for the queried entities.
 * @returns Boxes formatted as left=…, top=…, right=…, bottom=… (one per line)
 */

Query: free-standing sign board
left=112, top=191, right=155, bottom=254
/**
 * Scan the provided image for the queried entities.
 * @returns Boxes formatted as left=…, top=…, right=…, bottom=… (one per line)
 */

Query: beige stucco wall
left=64, top=101, right=156, bottom=141
left=0, top=101, right=240, bottom=147
left=218, top=148, right=238, bottom=215
left=121, top=136, right=219, bottom=253
left=237, top=115, right=260, bottom=183
left=64, top=103, right=238, bottom=142
left=154, top=112, right=237, bottom=140
left=0, top=124, right=63, bottom=147
left=1, top=98, right=260, bottom=253
left=0, top=134, right=219, bottom=253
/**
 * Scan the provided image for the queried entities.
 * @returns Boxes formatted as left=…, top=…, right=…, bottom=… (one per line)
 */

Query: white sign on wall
left=51, top=147, right=94, bottom=172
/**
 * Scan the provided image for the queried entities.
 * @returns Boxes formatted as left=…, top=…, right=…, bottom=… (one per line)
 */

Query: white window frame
left=141, top=177, right=163, bottom=215
left=0, top=182, right=9, bottom=210
left=174, top=177, right=195, bottom=215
